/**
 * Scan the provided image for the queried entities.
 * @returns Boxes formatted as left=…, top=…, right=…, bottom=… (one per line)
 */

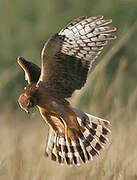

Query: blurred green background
left=0, top=0, right=137, bottom=179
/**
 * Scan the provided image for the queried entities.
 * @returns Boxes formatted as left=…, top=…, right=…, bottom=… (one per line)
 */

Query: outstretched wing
left=17, top=56, right=41, bottom=84
left=38, top=16, right=116, bottom=98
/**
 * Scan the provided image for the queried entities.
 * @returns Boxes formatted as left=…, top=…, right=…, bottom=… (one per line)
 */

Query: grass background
left=0, top=0, right=137, bottom=179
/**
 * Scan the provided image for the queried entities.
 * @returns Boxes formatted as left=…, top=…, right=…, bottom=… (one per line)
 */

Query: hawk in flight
left=17, top=16, right=116, bottom=166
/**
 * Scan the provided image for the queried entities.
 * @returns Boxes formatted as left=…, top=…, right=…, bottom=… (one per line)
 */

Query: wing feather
left=38, top=16, right=116, bottom=98
left=17, top=56, right=41, bottom=84
left=59, top=16, right=116, bottom=62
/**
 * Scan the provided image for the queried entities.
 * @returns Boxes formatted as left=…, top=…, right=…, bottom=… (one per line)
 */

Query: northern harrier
left=17, top=16, right=116, bottom=166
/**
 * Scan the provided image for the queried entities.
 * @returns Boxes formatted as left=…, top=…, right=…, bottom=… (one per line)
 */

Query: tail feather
left=71, top=140, right=81, bottom=165
left=56, top=137, right=64, bottom=164
left=58, top=136, right=66, bottom=159
left=45, top=108, right=110, bottom=166
left=45, top=128, right=54, bottom=157
left=78, top=138, right=89, bottom=163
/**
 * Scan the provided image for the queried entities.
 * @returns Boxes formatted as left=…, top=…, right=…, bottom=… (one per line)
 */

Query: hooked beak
left=25, top=107, right=35, bottom=115
left=24, top=108, right=29, bottom=114
left=26, top=110, right=30, bottom=114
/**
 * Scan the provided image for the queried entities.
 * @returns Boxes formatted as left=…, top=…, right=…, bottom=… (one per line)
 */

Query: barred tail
left=45, top=107, right=110, bottom=166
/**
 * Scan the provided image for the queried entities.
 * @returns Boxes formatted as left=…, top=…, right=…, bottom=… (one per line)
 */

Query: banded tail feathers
left=45, top=107, right=110, bottom=166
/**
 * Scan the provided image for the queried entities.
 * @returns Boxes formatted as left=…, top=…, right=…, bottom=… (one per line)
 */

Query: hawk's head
left=18, top=84, right=38, bottom=113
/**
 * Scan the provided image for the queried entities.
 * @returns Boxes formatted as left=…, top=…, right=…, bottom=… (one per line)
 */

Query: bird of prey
left=17, top=15, right=116, bottom=166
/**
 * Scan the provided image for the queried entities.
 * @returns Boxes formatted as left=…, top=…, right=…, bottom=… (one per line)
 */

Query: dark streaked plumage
left=17, top=15, right=116, bottom=166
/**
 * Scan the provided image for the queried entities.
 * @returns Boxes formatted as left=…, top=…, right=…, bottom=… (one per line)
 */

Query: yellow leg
left=65, top=125, right=71, bottom=144
left=53, top=134, right=58, bottom=155
left=53, top=144, right=58, bottom=155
